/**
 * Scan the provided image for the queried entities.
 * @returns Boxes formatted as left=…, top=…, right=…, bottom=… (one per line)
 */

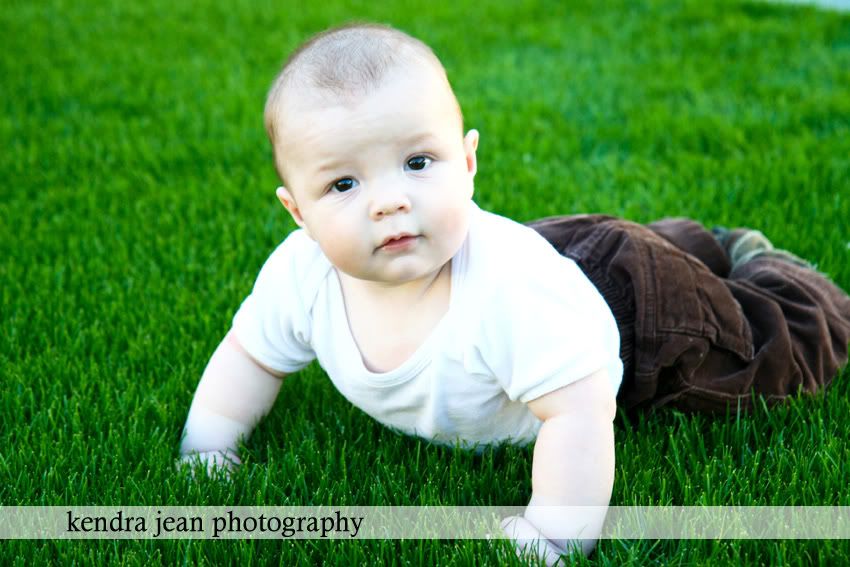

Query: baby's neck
left=336, top=261, right=453, bottom=373
left=336, top=261, right=451, bottom=309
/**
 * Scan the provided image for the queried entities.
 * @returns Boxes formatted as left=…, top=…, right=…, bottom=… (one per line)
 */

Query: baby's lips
left=379, top=232, right=416, bottom=247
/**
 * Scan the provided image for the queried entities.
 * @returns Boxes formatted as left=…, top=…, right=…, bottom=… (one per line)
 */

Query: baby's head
left=264, top=23, right=479, bottom=285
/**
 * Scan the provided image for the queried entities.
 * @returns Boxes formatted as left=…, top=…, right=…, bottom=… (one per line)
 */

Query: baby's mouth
left=378, top=234, right=420, bottom=251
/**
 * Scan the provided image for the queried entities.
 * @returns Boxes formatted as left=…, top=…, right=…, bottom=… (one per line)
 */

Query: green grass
left=2, top=0, right=850, bottom=563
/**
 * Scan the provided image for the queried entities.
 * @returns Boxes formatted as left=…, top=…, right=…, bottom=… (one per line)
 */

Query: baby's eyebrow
left=403, top=132, right=439, bottom=147
left=313, top=158, right=346, bottom=176
left=307, top=131, right=441, bottom=180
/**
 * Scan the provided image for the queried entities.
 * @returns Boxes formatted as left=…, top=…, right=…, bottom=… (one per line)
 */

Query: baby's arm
left=502, top=368, right=616, bottom=563
left=179, top=330, right=286, bottom=473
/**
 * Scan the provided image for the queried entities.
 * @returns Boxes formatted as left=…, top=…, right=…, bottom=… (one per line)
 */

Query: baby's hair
left=264, top=22, right=461, bottom=183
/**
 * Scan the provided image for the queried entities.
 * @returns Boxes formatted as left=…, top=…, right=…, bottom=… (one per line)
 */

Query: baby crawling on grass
left=178, top=23, right=850, bottom=564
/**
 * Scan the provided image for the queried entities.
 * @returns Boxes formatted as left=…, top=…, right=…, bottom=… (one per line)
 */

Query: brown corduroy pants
left=526, top=215, right=850, bottom=414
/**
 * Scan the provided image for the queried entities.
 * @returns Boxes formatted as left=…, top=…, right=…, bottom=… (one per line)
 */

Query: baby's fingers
left=176, top=449, right=241, bottom=480
left=500, top=515, right=567, bottom=566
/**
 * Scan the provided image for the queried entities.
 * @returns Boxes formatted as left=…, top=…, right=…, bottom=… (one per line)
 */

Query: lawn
left=2, top=0, right=849, bottom=564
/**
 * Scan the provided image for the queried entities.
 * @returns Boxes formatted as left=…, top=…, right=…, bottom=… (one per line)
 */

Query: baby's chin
left=337, top=255, right=452, bottom=286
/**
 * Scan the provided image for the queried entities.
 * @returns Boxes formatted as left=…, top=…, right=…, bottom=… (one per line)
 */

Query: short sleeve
left=231, top=230, right=317, bottom=373
left=475, top=250, right=620, bottom=403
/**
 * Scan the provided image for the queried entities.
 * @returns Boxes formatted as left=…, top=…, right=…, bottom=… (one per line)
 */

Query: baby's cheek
left=316, top=226, right=360, bottom=271
left=433, top=199, right=471, bottom=248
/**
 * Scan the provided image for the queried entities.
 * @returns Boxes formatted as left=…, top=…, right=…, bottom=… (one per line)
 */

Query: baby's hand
left=500, top=515, right=569, bottom=566
left=176, top=449, right=241, bottom=479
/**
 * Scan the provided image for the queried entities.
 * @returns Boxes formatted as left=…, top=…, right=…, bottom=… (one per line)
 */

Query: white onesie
left=232, top=201, right=622, bottom=449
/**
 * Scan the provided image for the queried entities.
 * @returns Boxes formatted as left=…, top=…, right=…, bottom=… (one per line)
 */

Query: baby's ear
left=275, top=186, right=312, bottom=238
left=463, top=129, right=479, bottom=177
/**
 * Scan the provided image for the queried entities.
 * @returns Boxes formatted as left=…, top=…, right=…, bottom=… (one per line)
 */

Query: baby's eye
left=330, top=177, right=357, bottom=193
left=406, top=156, right=432, bottom=171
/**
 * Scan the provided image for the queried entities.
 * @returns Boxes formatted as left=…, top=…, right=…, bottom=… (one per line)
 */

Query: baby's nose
left=370, top=188, right=411, bottom=219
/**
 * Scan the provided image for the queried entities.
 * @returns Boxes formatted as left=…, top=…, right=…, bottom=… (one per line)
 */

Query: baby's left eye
left=406, top=156, right=432, bottom=171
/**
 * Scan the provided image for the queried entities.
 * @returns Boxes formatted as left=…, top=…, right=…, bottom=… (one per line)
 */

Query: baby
left=179, top=22, right=850, bottom=563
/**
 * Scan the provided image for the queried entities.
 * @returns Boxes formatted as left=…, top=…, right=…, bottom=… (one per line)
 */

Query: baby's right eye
left=330, top=178, right=357, bottom=193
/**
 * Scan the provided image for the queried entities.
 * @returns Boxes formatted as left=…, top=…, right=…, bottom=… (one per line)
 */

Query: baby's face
left=275, top=65, right=478, bottom=285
